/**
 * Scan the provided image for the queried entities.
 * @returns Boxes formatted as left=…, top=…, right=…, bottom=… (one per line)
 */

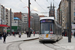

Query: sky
left=0, top=0, right=61, bottom=16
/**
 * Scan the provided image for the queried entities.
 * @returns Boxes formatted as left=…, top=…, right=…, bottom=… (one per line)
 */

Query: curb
left=8, top=37, right=39, bottom=43
left=23, top=37, right=39, bottom=41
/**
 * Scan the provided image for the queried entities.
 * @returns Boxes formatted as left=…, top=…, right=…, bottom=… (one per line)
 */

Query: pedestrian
left=33, top=31, right=35, bottom=36
left=9, top=32, right=11, bottom=36
left=2, top=30, right=7, bottom=43
left=63, top=31, right=65, bottom=36
left=19, top=32, right=21, bottom=38
left=0, top=32, right=2, bottom=39
left=13, top=32, right=14, bottom=36
left=74, top=32, right=75, bottom=37
left=30, top=30, right=32, bottom=37
left=65, top=32, right=67, bottom=36
left=26, top=31, right=29, bottom=37
left=62, top=31, right=63, bottom=36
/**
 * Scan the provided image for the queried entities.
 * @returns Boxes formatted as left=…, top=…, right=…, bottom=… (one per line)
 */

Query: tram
left=39, top=17, right=62, bottom=42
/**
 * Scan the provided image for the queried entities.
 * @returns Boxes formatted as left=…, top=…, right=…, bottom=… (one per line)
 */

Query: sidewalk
left=55, top=36, right=75, bottom=50
left=0, top=34, right=39, bottom=50
left=0, top=34, right=39, bottom=43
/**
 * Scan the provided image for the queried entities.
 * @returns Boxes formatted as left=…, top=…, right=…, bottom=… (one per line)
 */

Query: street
left=6, top=37, right=75, bottom=50
left=0, top=0, right=74, bottom=50
left=0, top=34, right=75, bottom=50
left=7, top=41, right=23, bottom=50
left=20, top=39, right=53, bottom=50
left=20, top=37, right=75, bottom=50
left=0, top=34, right=39, bottom=50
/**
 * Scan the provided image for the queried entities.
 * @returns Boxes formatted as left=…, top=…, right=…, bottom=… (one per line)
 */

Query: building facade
left=0, top=5, right=8, bottom=33
left=21, top=13, right=40, bottom=33
left=1, top=5, right=6, bottom=25
left=57, top=8, right=60, bottom=23
left=6, top=8, right=14, bottom=26
left=14, top=12, right=22, bottom=20
left=71, top=0, right=75, bottom=33
left=30, top=13, right=40, bottom=33
left=22, top=13, right=28, bottom=31
left=58, top=0, right=68, bottom=31
left=12, top=17, right=22, bottom=32
left=58, top=0, right=75, bottom=33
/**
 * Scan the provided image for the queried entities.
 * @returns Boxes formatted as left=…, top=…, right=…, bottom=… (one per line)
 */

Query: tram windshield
left=40, top=19, right=54, bottom=34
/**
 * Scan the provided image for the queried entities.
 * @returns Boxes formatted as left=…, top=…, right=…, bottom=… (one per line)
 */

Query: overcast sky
left=0, top=0, right=61, bottom=16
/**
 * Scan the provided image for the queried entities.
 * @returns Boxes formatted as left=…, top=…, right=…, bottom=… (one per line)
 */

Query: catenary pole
left=68, top=0, right=71, bottom=42
left=28, top=0, right=31, bottom=37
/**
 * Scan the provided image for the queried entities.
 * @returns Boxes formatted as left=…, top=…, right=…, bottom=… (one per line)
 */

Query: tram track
left=43, top=43, right=57, bottom=50
left=6, top=38, right=39, bottom=50
left=6, top=38, right=70, bottom=50
left=43, top=42, right=70, bottom=50
left=7, top=41, right=23, bottom=50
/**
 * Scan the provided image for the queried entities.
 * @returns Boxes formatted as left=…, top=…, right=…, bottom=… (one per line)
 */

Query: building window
left=74, top=7, right=75, bottom=10
left=74, top=12, right=75, bottom=16
left=74, top=17, right=75, bottom=20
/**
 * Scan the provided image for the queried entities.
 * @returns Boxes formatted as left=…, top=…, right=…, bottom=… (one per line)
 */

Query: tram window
left=45, top=31, right=49, bottom=34
left=41, top=22, right=54, bottom=34
left=50, top=24, right=53, bottom=31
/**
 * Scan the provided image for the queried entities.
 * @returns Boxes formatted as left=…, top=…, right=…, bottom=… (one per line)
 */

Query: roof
left=14, top=17, right=20, bottom=20
left=40, top=17, right=54, bottom=20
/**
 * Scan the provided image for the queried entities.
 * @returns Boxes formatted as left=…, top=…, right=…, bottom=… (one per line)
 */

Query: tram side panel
left=55, top=24, right=59, bottom=41
left=55, top=23, right=62, bottom=40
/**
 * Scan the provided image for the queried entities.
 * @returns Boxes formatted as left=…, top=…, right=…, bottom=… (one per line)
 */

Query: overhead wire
left=46, top=0, right=50, bottom=4
left=20, top=0, right=39, bottom=13
left=20, top=0, right=27, bottom=6
left=34, top=1, right=47, bottom=11
left=20, top=0, right=49, bottom=15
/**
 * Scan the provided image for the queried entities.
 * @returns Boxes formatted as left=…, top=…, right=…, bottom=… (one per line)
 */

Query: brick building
left=39, top=15, right=46, bottom=17
left=14, top=12, right=22, bottom=20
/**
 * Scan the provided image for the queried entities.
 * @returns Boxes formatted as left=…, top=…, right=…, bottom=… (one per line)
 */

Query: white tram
left=39, top=17, right=62, bottom=42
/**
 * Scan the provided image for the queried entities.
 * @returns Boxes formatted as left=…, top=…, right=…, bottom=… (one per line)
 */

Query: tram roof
left=40, top=17, right=54, bottom=20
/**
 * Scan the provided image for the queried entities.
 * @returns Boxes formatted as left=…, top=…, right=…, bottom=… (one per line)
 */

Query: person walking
left=26, top=31, right=29, bottom=37
left=74, top=32, right=75, bottom=37
left=2, top=30, right=7, bottom=43
left=62, top=31, right=64, bottom=36
left=33, top=31, right=35, bottom=36
left=13, top=32, right=15, bottom=36
left=19, top=32, right=21, bottom=38
left=0, top=32, right=2, bottom=39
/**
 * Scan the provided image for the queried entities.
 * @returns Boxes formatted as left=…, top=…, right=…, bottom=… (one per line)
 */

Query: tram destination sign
left=41, top=19, right=54, bottom=23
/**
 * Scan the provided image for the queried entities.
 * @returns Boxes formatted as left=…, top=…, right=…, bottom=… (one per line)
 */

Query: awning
left=0, top=24, right=10, bottom=27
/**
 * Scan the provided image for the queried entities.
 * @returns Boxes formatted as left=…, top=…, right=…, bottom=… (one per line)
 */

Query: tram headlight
left=39, top=35, right=44, bottom=39
left=42, top=35, right=44, bottom=36
left=39, top=37, right=43, bottom=39
left=50, top=35, right=52, bottom=36
left=40, top=35, right=44, bottom=37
